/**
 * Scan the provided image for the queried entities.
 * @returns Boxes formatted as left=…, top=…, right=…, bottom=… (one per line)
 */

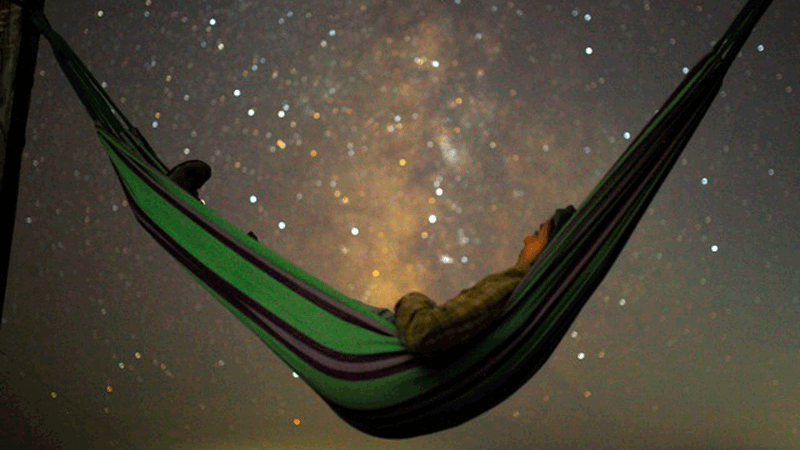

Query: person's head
left=517, top=205, right=577, bottom=266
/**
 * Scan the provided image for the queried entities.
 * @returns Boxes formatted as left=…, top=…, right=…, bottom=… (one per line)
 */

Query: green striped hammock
left=31, top=0, right=771, bottom=439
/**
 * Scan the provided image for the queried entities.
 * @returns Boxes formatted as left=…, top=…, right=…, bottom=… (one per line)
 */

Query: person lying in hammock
left=169, top=159, right=576, bottom=360
left=392, top=205, right=575, bottom=360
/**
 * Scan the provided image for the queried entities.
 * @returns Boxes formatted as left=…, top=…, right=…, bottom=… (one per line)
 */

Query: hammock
left=30, top=0, right=771, bottom=439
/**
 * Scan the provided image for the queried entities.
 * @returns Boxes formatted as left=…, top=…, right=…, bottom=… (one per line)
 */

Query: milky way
left=2, top=1, right=798, bottom=448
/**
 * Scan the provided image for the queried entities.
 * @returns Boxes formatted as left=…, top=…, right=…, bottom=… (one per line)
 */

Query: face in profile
left=517, top=219, right=552, bottom=267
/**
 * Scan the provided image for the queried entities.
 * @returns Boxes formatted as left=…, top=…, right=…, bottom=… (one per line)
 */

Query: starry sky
left=2, top=0, right=799, bottom=448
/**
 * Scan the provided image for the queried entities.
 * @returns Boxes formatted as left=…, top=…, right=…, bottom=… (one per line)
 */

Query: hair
left=549, top=205, right=577, bottom=238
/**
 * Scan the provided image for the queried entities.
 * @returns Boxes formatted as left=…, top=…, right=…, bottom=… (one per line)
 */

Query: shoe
left=167, top=160, right=211, bottom=200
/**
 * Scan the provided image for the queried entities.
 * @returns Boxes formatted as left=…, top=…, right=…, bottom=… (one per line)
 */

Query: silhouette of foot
left=167, top=160, right=211, bottom=200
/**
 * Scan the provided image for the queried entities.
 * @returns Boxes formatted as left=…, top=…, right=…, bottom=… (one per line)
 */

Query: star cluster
left=1, top=1, right=798, bottom=448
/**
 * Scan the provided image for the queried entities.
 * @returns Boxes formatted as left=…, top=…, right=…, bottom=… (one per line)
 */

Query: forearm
left=394, top=264, right=528, bottom=358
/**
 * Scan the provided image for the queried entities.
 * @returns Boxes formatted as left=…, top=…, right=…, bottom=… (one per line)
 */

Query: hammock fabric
left=31, top=0, right=771, bottom=439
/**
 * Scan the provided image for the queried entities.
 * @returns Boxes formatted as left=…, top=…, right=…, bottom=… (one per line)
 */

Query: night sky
left=2, top=0, right=799, bottom=448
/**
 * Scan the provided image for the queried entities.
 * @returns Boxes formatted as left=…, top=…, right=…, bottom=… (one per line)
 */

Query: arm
left=394, top=264, right=528, bottom=359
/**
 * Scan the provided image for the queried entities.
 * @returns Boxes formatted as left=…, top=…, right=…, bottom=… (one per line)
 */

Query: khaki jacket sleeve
left=394, top=264, right=528, bottom=359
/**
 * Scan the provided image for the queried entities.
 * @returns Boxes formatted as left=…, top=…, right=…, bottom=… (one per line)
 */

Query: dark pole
left=0, top=0, right=43, bottom=329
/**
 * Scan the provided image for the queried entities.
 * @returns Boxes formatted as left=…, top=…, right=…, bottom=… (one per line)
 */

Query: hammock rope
left=30, top=0, right=772, bottom=439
